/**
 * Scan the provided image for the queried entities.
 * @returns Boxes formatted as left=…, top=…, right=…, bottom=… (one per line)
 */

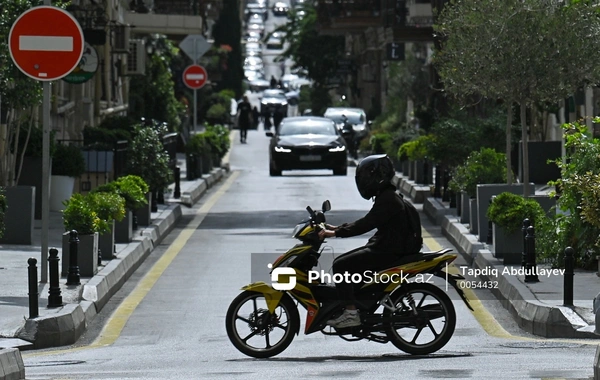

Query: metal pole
left=40, top=0, right=51, bottom=283
left=41, top=82, right=50, bottom=283
left=48, top=248, right=63, bottom=308
left=194, top=89, right=197, bottom=134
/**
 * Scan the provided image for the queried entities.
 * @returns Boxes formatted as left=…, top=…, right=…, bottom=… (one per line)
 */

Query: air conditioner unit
left=113, top=24, right=131, bottom=53
left=123, top=40, right=146, bottom=76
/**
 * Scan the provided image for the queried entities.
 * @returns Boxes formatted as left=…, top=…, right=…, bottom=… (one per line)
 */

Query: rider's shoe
left=327, top=309, right=361, bottom=328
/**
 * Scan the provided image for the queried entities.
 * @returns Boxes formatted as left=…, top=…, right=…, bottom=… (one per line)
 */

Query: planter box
left=201, top=153, right=212, bottom=174
left=98, top=220, right=115, bottom=260
left=408, top=161, right=415, bottom=181
left=0, top=186, right=35, bottom=245
left=455, top=192, right=461, bottom=215
left=49, top=175, right=75, bottom=212
left=476, top=184, right=531, bottom=243
left=518, top=141, right=561, bottom=184
left=414, top=160, right=433, bottom=185
left=135, top=192, right=153, bottom=226
left=492, top=224, right=523, bottom=265
left=114, top=210, right=133, bottom=243
left=529, top=195, right=557, bottom=218
left=402, top=160, right=410, bottom=175
left=460, top=192, right=471, bottom=224
left=61, top=232, right=98, bottom=277
left=469, top=198, right=478, bottom=234
left=17, top=157, right=46, bottom=219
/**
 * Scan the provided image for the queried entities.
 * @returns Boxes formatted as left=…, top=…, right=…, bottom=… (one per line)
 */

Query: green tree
left=434, top=0, right=600, bottom=195
left=212, top=0, right=243, bottom=98
left=272, top=5, right=344, bottom=114
left=128, top=37, right=183, bottom=130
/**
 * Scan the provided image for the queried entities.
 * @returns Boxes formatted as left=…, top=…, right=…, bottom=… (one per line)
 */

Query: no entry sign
left=9, top=6, right=84, bottom=81
left=183, top=64, right=208, bottom=90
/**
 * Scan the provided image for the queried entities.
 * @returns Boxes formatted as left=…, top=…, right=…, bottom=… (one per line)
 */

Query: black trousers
left=331, top=246, right=399, bottom=306
left=240, top=126, right=248, bottom=141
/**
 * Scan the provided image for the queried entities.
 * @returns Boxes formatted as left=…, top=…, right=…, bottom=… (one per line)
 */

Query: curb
left=396, top=173, right=598, bottom=339
left=14, top=168, right=227, bottom=351
left=0, top=348, right=25, bottom=380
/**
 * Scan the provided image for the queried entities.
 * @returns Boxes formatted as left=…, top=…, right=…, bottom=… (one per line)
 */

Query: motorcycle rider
left=318, top=154, right=416, bottom=328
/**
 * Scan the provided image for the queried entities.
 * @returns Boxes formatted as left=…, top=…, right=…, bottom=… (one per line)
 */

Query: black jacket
left=334, top=185, right=409, bottom=254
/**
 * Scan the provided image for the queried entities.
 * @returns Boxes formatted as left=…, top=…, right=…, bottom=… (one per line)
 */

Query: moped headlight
left=275, top=146, right=292, bottom=153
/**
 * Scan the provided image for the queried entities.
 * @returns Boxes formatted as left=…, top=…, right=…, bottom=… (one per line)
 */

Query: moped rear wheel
left=384, top=283, right=456, bottom=355
left=226, top=290, right=299, bottom=358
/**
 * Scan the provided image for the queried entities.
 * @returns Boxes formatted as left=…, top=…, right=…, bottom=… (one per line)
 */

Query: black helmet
left=355, top=154, right=395, bottom=200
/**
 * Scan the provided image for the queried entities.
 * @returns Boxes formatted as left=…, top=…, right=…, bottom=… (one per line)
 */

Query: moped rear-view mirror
left=322, top=200, right=331, bottom=212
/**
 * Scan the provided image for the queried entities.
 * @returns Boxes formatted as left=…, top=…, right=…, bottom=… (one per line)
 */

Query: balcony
left=125, top=0, right=222, bottom=36
left=316, top=0, right=383, bottom=35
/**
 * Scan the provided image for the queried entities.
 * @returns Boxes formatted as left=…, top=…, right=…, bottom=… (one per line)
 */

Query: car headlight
left=353, top=125, right=366, bottom=132
left=275, top=146, right=292, bottom=153
left=329, top=145, right=346, bottom=152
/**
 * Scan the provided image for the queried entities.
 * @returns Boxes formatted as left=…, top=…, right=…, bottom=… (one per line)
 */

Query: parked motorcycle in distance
left=225, top=201, right=473, bottom=358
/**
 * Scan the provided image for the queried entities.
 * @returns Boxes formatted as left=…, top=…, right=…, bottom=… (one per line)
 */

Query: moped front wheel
left=226, top=290, right=299, bottom=358
left=384, top=283, right=456, bottom=355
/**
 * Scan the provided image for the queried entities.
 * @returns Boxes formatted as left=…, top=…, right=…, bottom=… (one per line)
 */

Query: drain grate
left=499, top=341, right=583, bottom=349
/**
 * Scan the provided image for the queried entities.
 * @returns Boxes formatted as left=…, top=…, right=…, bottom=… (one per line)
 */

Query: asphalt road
left=20, top=130, right=598, bottom=380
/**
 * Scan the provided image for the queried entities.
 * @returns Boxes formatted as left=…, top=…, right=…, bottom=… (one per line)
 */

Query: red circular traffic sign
left=183, top=64, right=208, bottom=90
left=9, top=6, right=84, bottom=81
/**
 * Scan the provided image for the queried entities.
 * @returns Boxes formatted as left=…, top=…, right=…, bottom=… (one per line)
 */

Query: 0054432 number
left=458, top=281, right=499, bottom=289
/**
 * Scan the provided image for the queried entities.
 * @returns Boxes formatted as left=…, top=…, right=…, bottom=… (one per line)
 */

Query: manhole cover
left=499, top=342, right=583, bottom=349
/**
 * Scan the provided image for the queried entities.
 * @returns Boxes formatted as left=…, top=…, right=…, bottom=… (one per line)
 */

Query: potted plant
left=93, top=175, right=149, bottom=242
left=487, top=192, right=545, bottom=264
left=61, top=193, right=102, bottom=277
left=86, top=192, right=126, bottom=260
left=126, top=126, right=172, bottom=212
left=50, top=144, right=86, bottom=211
left=186, top=133, right=210, bottom=179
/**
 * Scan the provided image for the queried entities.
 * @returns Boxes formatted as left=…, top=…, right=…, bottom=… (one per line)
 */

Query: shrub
left=93, top=175, right=149, bottom=211
left=52, top=144, right=86, bottom=177
left=126, top=126, right=172, bottom=191
left=449, top=148, right=506, bottom=197
left=62, top=193, right=103, bottom=235
left=86, top=192, right=126, bottom=224
left=487, top=192, right=545, bottom=234
left=205, top=124, right=230, bottom=158
left=186, top=133, right=210, bottom=156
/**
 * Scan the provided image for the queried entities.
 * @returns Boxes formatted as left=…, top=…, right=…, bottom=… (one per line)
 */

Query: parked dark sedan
left=266, top=116, right=348, bottom=176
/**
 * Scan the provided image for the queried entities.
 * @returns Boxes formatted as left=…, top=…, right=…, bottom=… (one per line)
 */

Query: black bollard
left=487, top=197, right=494, bottom=245
left=66, top=230, right=81, bottom=286
left=449, top=190, right=456, bottom=208
left=151, top=190, right=158, bottom=213
left=433, top=165, right=442, bottom=198
left=48, top=248, right=63, bottom=308
left=174, top=167, right=181, bottom=199
left=524, top=226, right=540, bottom=283
left=563, top=246, right=574, bottom=306
left=521, top=218, right=531, bottom=268
left=423, top=161, right=429, bottom=185
left=186, top=155, right=195, bottom=181
left=27, top=258, right=38, bottom=319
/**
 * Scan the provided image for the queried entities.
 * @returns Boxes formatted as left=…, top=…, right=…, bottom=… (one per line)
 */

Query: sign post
left=9, top=4, right=84, bottom=282
left=183, top=64, right=208, bottom=133
left=179, top=35, right=212, bottom=133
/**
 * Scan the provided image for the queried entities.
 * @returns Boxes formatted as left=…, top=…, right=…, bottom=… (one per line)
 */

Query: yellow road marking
left=424, top=228, right=600, bottom=345
left=24, top=171, right=240, bottom=358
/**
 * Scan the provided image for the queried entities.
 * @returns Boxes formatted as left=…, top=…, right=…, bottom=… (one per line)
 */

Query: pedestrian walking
left=237, top=96, right=252, bottom=143
left=273, top=107, right=285, bottom=129
left=270, top=76, right=277, bottom=89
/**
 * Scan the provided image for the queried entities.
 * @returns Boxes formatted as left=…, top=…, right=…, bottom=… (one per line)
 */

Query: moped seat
left=387, top=248, right=453, bottom=268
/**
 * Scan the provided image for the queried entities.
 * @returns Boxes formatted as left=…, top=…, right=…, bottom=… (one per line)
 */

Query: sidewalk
left=0, top=132, right=234, bottom=379
left=392, top=172, right=600, bottom=340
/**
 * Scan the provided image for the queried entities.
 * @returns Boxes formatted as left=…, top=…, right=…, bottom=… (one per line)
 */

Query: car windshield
left=279, top=121, right=337, bottom=136
left=326, top=112, right=365, bottom=124
left=264, top=90, right=286, bottom=99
